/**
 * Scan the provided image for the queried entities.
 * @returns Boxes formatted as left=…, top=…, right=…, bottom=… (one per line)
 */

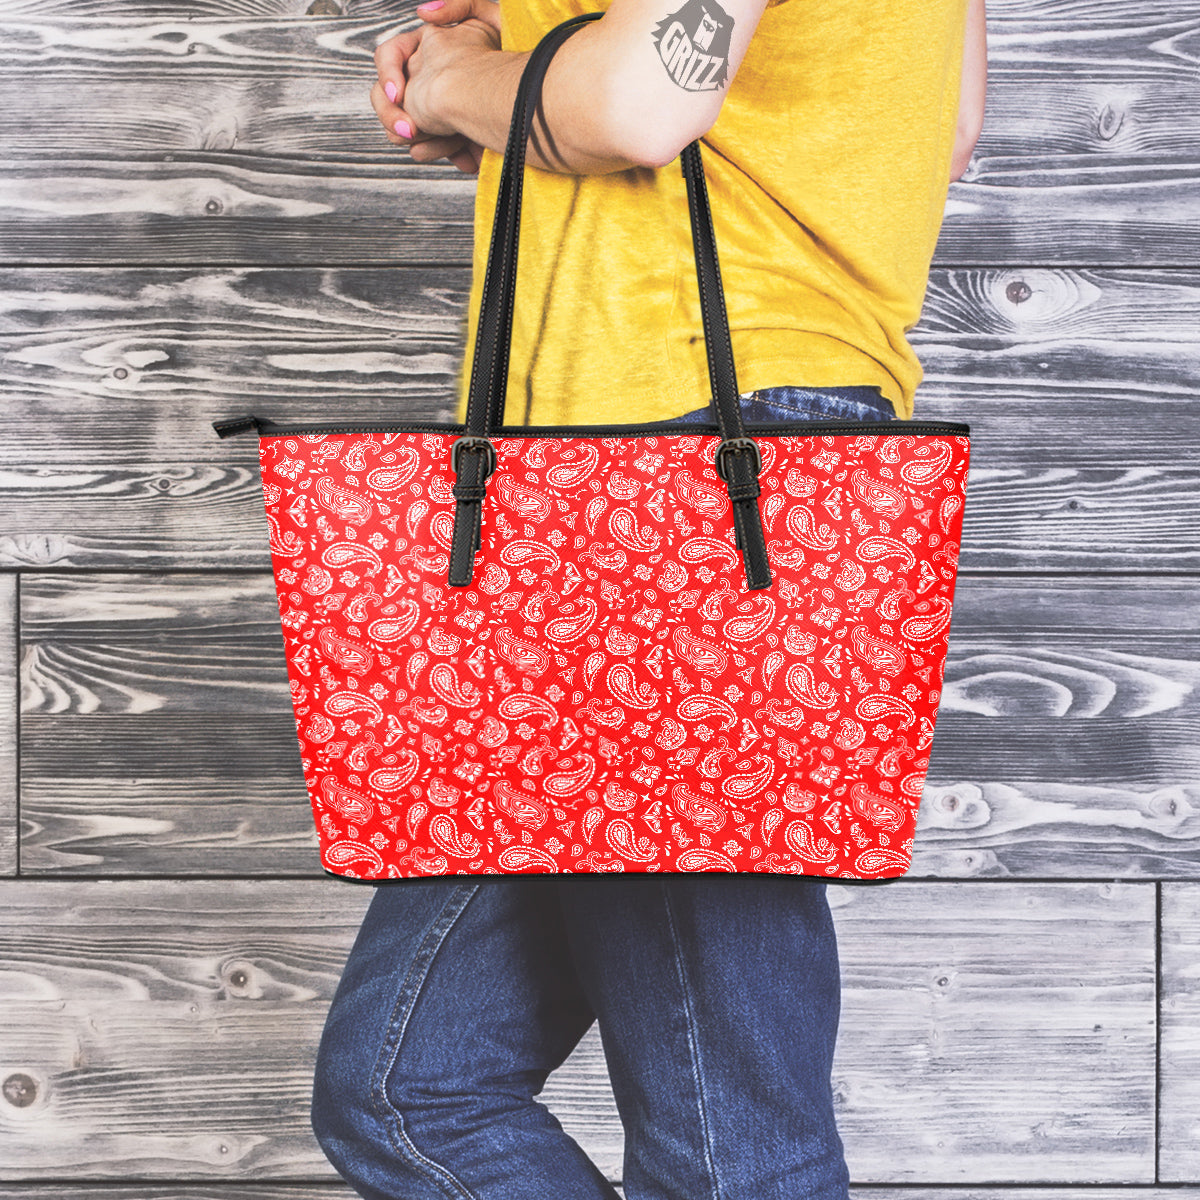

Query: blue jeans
left=310, top=387, right=891, bottom=1200
left=675, top=384, right=894, bottom=425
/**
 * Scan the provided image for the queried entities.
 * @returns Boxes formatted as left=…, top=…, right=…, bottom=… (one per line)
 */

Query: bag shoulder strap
left=450, top=12, right=770, bottom=590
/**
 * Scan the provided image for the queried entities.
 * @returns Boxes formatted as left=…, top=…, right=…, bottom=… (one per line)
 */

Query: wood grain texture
left=5, top=453, right=1190, bottom=571
left=18, top=573, right=318, bottom=874
left=0, top=1192, right=360, bottom=1200
left=0, top=880, right=1155, bottom=1182
left=0, top=0, right=1193, bottom=47
left=917, top=576, right=1200, bottom=878
left=0, top=266, right=466, bottom=469
left=17, top=573, right=1200, bottom=878
left=0, top=1, right=374, bottom=13
left=4, top=460, right=1196, bottom=569
left=0, top=0, right=1192, bottom=1186
left=0, top=879, right=372, bottom=1178
left=0, top=158, right=478, bottom=266
left=830, top=881, right=1155, bottom=1182
left=1, top=17, right=1198, bottom=155
left=0, top=574, right=15, bottom=878
left=10, top=0, right=1189, bottom=22
left=862, top=1195, right=1200, bottom=1200
left=1, top=266, right=1198, bottom=570
left=0, top=6, right=1196, bottom=264
left=0, top=1, right=382, bottom=12
left=2, top=264, right=1198, bottom=461
left=1159, top=882, right=1200, bottom=1181
left=4, top=165, right=1200, bottom=269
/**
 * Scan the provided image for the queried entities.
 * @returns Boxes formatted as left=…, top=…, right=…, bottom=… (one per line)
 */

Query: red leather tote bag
left=215, top=13, right=970, bottom=881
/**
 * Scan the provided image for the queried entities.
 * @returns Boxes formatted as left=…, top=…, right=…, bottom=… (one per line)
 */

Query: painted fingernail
left=384, top=80, right=398, bottom=103
left=394, top=119, right=413, bottom=139
left=419, top=1, right=445, bottom=9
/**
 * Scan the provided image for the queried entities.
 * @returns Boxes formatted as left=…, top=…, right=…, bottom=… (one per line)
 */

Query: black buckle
left=450, top=436, right=498, bottom=480
left=714, top=436, right=762, bottom=482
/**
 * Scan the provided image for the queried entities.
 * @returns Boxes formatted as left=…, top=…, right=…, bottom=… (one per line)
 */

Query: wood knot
left=1097, top=103, right=1124, bottom=142
left=2, top=1073, right=39, bottom=1108
left=221, top=958, right=261, bottom=997
left=1006, top=280, right=1032, bottom=305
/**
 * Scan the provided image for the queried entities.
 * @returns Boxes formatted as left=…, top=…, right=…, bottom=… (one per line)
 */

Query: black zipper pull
left=212, top=415, right=262, bottom=439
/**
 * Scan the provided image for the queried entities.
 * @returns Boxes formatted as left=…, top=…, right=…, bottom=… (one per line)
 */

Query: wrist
left=447, top=47, right=527, bottom=155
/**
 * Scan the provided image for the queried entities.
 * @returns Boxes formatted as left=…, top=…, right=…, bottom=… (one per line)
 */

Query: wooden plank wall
left=1, top=0, right=1198, bottom=1194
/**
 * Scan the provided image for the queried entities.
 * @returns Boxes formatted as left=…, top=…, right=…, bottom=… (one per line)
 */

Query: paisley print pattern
left=259, top=428, right=969, bottom=880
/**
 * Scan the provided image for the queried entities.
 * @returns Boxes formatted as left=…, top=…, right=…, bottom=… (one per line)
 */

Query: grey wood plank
left=17, top=573, right=1200, bottom=878
left=0, top=1192, right=359, bottom=1200
left=829, top=881, right=1155, bottom=1182
left=6, top=454, right=1198, bottom=571
left=1, top=265, right=1198, bottom=570
left=4, top=164, right=1200, bottom=269
left=921, top=576, right=1200, bottom=878
left=0, top=573, right=15, bottom=878
left=0, top=881, right=1155, bottom=1182
left=0, top=0, right=1192, bottom=63
left=1160, top=882, right=1200, bottom=1182
left=0, top=0, right=1196, bottom=268
left=2, top=37, right=1198, bottom=161
left=861, top=1196, right=1200, bottom=1200
left=952, top=464, right=1200, bottom=572
left=2, top=264, right=1195, bottom=462
left=0, top=1, right=363, bottom=13
left=0, top=879, right=373, bottom=1178
left=0, top=158, right=478, bottom=266
left=0, top=266, right=466, bottom=467
left=0, top=466, right=273, bottom=570
left=17, top=573, right=320, bottom=874
left=10, top=0, right=1188, bottom=23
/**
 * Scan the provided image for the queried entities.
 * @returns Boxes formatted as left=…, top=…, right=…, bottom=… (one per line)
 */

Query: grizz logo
left=652, top=0, right=733, bottom=93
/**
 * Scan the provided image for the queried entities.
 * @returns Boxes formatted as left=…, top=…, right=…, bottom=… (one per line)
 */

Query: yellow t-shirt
left=458, top=0, right=968, bottom=423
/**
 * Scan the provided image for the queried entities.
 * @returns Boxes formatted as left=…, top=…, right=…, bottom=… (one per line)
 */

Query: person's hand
left=372, top=0, right=502, bottom=174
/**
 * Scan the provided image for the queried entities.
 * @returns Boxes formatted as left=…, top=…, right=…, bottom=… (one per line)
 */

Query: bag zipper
left=214, top=415, right=970, bottom=440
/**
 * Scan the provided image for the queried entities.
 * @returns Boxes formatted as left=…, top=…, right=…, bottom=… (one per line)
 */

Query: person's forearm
left=435, top=34, right=648, bottom=175
left=949, top=0, right=986, bottom=180
left=387, top=0, right=768, bottom=174
left=427, top=11, right=750, bottom=174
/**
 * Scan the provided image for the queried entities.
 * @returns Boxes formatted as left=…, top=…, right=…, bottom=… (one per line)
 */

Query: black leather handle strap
left=449, top=10, right=770, bottom=591
left=449, top=14, right=601, bottom=586
left=681, top=140, right=769, bottom=588
left=462, top=11, right=601, bottom=439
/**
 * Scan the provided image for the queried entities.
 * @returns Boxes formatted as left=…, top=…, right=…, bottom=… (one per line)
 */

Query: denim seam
left=661, top=882, right=725, bottom=1200
left=369, top=882, right=482, bottom=1200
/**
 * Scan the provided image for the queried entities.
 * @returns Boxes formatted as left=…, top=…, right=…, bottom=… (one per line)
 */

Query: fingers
left=407, top=133, right=464, bottom=162
left=373, top=29, right=418, bottom=94
left=370, top=78, right=418, bottom=145
left=410, top=135, right=481, bottom=173
left=370, top=9, right=489, bottom=172
left=414, top=0, right=500, bottom=32
left=371, top=0, right=498, bottom=97
left=448, top=144, right=483, bottom=174
left=370, top=79, right=481, bottom=174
